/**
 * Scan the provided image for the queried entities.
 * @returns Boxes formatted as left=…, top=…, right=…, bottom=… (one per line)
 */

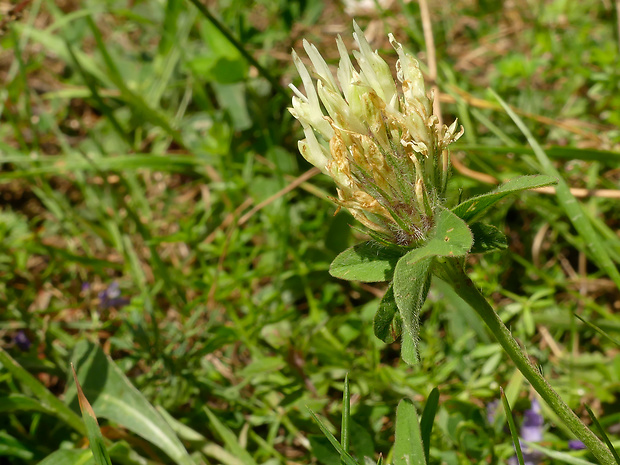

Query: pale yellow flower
left=289, top=22, right=463, bottom=245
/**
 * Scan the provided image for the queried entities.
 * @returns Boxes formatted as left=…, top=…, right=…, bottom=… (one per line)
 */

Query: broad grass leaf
left=394, top=399, right=426, bottom=465
left=373, top=284, right=401, bottom=343
left=469, top=223, right=508, bottom=254
left=67, top=341, right=193, bottom=465
left=330, top=241, right=405, bottom=282
left=452, top=175, right=556, bottom=223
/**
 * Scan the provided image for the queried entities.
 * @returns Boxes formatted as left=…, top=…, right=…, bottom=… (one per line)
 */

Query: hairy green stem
left=435, top=259, right=615, bottom=465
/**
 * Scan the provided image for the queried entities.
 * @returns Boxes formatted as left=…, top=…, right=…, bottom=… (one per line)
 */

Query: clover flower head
left=289, top=22, right=463, bottom=245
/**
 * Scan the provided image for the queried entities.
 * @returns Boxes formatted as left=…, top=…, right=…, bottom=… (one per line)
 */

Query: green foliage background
left=1, top=0, right=619, bottom=463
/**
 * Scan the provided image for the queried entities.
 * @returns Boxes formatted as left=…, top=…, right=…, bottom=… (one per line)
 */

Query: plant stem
left=435, top=259, right=615, bottom=465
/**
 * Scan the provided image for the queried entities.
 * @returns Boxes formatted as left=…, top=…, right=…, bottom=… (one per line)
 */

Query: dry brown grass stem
left=238, top=167, right=321, bottom=225
left=418, top=0, right=442, bottom=127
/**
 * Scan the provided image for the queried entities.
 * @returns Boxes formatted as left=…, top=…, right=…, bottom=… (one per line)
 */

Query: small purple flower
left=508, top=399, right=544, bottom=465
left=98, top=281, right=130, bottom=309
left=569, top=440, right=586, bottom=450
left=14, top=331, right=31, bottom=351
left=521, top=398, right=544, bottom=442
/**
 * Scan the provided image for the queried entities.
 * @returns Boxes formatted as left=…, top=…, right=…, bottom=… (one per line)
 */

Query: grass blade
left=584, top=405, right=620, bottom=464
left=308, top=409, right=360, bottom=465
left=501, top=387, right=526, bottom=465
left=71, top=364, right=112, bottom=465
left=574, top=314, right=620, bottom=347
left=342, top=373, right=350, bottom=462
left=419, top=387, right=439, bottom=464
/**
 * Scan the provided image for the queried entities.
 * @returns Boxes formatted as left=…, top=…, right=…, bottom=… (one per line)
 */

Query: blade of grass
left=584, top=405, right=620, bottom=463
left=491, top=89, right=620, bottom=290
left=71, top=364, right=112, bottom=465
left=501, top=387, right=526, bottom=465
left=574, top=314, right=620, bottom=347
left=419, top=387, right=439, bottom=464
left=308, top=410, right=360, bottom=465
left=341, top=374, right=350, bottom=463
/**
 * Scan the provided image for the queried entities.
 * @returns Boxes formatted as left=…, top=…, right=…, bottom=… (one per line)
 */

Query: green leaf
left=393, top=209, right=473, bottom=364
left=341, top=374, right=350, bottom=461
left=393, top=256, right=433, bottom=365
left=373, top=284, right=401, bottom=343
left=71, top=364, right=112, bottom=465
left=67, top=341, right=194, bottom=465
left=452, top=175, right=557, bottom=223
left=420, top=388, right=439, bottom=464
left=394, top=399, right=426, bottom=465
left=501, top=388, right=526, bottom=465
left=584, top=405, right=620, bottom=464
left=575, top=314, right=620, bottom=347
left=330, top=241, right=405, bottom=282
left=469, top=223, right=508, bottom=254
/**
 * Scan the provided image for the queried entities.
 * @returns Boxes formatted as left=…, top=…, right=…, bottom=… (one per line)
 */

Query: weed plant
left=1, top=1, right=619, bottom=464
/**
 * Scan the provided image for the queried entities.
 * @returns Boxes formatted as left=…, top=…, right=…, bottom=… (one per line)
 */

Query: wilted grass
left=1, top=0, right=619, bottom=464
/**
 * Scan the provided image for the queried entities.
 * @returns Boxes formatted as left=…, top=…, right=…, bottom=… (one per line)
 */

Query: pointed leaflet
left=394, top=399, right=427, bottom=465
left=452, top=175, right=556, bottom=223
left=330, top=241, right=405, bottom=282
left=393, top=209, right=473, bottom=364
